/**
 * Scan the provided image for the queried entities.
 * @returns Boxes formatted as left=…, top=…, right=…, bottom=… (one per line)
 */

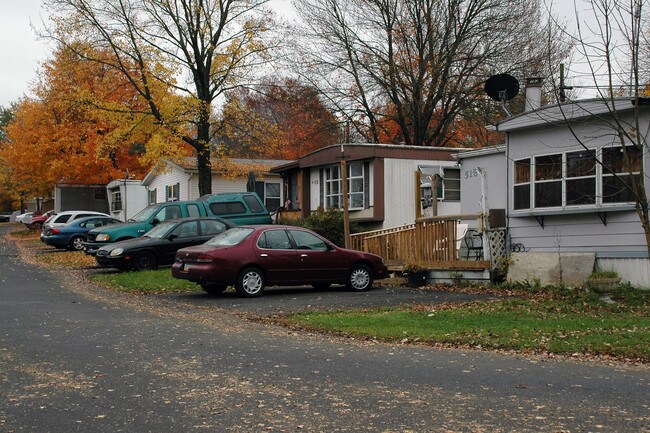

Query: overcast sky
left=0, top=1, right=595, bottom=108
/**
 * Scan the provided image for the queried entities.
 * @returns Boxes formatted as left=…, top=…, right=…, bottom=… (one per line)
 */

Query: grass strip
left=285, top=288, right=650, bottom=361
left=90, top=269, right=200, bottom=294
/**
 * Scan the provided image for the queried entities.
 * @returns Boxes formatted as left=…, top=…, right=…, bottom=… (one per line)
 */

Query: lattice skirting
left=487, top=229, right=508, bottom=270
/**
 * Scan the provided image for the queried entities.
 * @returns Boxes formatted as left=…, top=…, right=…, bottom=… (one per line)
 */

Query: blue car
left=41, top=216, right=122, bottom=251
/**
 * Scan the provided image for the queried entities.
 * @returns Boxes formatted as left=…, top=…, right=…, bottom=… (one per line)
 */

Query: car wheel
left=235, top=267, right=265, bottom=297
left=200, top=283, right=228, bottom=295
left=311, top=283, right=331, bottom=290
left=346, top=264, right=373, bottom=292
left=133, top=251, right=157, bottom=271
left=69, top=236, right=85, bottom=251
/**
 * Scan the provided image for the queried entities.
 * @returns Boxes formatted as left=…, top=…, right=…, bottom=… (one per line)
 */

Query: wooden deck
left=350, top=216, right=491, bottom=272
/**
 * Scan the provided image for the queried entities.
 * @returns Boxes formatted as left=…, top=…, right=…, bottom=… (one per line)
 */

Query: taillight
left=195, top=254, right=215, bottom=263
left=51, top=228, right=60, bottom=234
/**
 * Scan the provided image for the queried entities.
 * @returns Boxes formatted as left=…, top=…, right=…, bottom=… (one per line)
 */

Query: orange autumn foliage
left=2, top=46, right=184, bottom=199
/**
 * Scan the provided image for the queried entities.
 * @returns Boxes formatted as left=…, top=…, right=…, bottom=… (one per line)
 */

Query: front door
left=254, top=229, right=299, bottom=284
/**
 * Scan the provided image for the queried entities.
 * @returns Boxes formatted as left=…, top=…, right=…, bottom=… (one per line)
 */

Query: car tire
left=235, top=267, right=265, bottom=297
left=346, top=264, right=373, bottom=292
left=133, top=251, right=157, bottom=271
left=311, top=283, right=331, bottom=290
left=68, top=236, right=86, bottom=251
left=200, top=283, right=228, bottom=295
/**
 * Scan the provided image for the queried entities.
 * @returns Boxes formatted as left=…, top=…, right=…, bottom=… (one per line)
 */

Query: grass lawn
left=90, top=269, right=201, bottom=294
left=282, top=286, right=650, bottom=362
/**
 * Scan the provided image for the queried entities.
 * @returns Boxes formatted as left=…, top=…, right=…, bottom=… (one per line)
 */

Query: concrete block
left=507, top=252, right=596, bottom=286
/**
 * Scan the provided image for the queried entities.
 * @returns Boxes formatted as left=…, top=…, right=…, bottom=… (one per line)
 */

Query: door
left=288, top=229, right=347, bottom=283
left=160, top=220, right=201, bottom=265
left=254, top=229, right=299, bottom=284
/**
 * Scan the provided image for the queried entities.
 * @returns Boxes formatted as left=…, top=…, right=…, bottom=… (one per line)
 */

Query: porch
left=349, top=215, right=502, bottom=284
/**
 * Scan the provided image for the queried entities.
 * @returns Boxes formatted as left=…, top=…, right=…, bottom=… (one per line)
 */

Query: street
left=1, top=225, right=648, bottom=432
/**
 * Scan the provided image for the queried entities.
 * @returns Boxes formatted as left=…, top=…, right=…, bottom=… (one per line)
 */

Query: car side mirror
left=151, top=218, right=160, bottom=226
left=168, top=234, right=178, bottom=241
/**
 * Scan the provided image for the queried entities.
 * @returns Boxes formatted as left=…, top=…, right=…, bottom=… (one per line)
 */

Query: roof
left=494, top=97, right=649, bottom=132
left=142, top=157, right=294, bottom=185
left=271, top=142, right=468, bottom=173
left=454, top=144, right=505, bottom=160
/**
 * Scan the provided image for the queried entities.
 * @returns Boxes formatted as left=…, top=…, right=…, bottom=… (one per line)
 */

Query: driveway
left=2, top=224, right=649, bottom=432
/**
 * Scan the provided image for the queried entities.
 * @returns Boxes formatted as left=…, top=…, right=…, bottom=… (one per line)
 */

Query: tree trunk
left=196, top=109, right=212, bottom=197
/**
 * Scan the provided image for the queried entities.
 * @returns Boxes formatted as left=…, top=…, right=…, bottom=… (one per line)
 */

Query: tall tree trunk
left=196, top=107, right=212, bottom=197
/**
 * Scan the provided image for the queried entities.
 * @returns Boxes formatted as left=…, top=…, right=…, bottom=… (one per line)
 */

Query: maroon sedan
left=172, top=225, right=388, bottom=297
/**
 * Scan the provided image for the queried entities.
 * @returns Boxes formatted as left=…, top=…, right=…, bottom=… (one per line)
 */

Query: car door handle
left=300, top=254, right=308, bottom=258
left=260, top=253, right=268, bottom=257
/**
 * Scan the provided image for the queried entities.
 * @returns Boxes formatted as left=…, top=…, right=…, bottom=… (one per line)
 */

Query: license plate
left=180, top=262, right=190, bottom=272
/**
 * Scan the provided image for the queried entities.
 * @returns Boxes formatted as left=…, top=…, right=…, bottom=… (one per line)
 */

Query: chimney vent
left=525, top=77, right=543, bottom=111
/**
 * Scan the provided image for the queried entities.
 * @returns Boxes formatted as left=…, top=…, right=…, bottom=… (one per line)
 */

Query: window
left=513, top=145, right=642, bottom=211
left=154, top=205, right=181, bottom=222
left=602, top=145, right=642, bottom=203
left=289, top=230, right=328, bottom=251
left=442, top=168, right=460, bottom=201
left=257, top=229, right=292, bottom=250
left=243, top=195, right=264, bottom=213
left=323, top=162, right=366, bottom=210
left=148, top=189, right=157, bottom=205
left=171, top=221, right=198, bottom=238
left=514, top=158, right=531, bottom=210
left=534, top=154, right=562, bottom=208
left=264, top=183, right=282, bottom=211
left=200, top=220, right=228, bottom=236
left=165, top=183, right=179, bottom=202
left=187, top=203, right=200, bottom=217
left=111, top=191, right=122, bottom=212
left=210, top=202, right=247, bottom=215
left=566, top=150, right=596, bottom=205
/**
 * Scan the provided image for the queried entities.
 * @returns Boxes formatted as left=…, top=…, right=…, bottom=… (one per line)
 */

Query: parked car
left=171, top=225, right=388, bottom=297
left=84, top=193, right=270, bottom=255
left=41, top=216, right=122, bottom=250
left=25, top=210, right=57, bottom=230
left=0, top=213, right=11, bottom=223
left=15, top=212, right=33, bottom=223
left=41, top=210, right=111, bottom=233
left=95, top=217, right=236, bottom=271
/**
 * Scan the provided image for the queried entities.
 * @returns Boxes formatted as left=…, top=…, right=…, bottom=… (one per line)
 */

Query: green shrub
left=282, top=208, right=359, bottom=247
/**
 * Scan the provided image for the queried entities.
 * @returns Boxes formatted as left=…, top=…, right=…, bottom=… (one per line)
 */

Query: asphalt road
left=1, top=225, right=649, bottom=432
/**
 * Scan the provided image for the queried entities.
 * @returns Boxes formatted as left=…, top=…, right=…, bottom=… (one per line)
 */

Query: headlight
left=110, top=248, right=124, bottom=256
left=96, top=234, right=111, bottom=242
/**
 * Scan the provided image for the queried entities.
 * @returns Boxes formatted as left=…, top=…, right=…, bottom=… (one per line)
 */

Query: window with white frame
left=323, top=162, right=365, bottom=210
left=148, top=189, right=157, bottom=205
left=512, top=145, right=641, bottom=211
left=111, top=191, right=122, bottom=211
left=165, top=183, right=179, bottom=202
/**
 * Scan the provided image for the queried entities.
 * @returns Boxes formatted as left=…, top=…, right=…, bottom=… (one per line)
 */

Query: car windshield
left=205, top=227, right=253, bottom=246
left=128, top=205, right=160, bottom=222
left=142, top=221, right=176, bottom=238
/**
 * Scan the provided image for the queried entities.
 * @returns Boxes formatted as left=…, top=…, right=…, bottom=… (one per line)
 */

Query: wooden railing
left=349, top=214, right=490, bottom=270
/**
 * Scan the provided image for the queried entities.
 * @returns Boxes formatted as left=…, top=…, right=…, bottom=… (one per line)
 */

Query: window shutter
left=319, top=169, right=324, bottom=208
left=176, top=182, right=180, bottom=200
left=364, top=161, right=370, bottom=209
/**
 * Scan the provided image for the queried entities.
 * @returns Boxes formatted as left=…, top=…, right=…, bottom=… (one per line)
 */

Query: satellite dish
left=485, top=73, right=520, bottom=117
left=485, top=73, right=520, bottom=102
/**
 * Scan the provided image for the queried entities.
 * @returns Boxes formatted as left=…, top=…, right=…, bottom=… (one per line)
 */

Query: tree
left=42, top=0, right=276, bottom=196
left=292, top=0, right=571, bottom=147
left=549, top=0, right=650, bottom=254
left=218, top=79, right=342, bottom=159
left=0, top=45, right=170, bottom=206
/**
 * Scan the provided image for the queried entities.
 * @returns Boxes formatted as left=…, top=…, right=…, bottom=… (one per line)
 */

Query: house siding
left=146, top=165, right=191, bottom=203
left=384, top=159, right=461, bottom=228
left=505, top=107, right=650, bottom=256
